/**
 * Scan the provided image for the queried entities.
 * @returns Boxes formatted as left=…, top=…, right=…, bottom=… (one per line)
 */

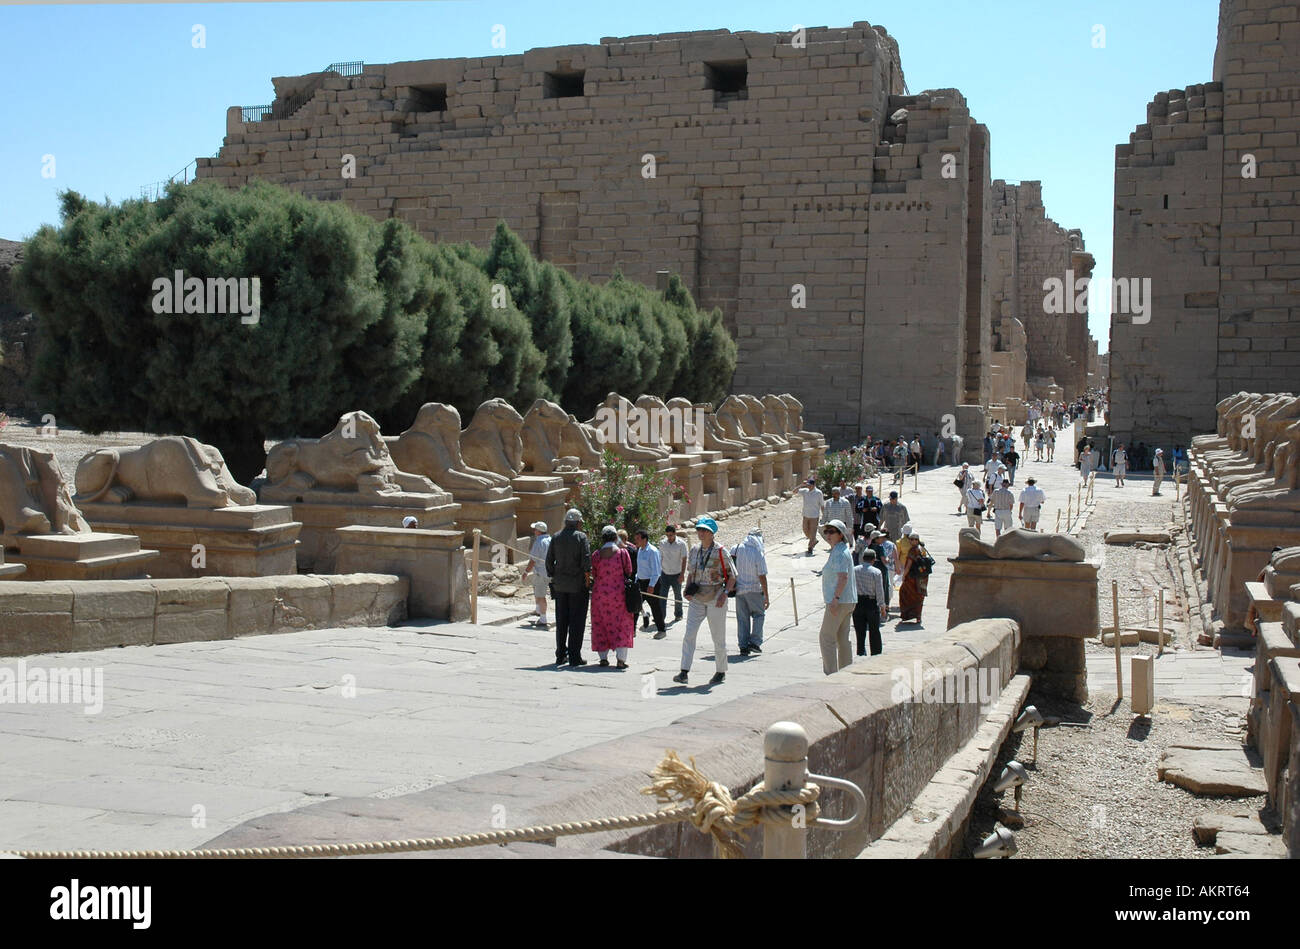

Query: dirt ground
left=962, top=496, right=1269, bottom=858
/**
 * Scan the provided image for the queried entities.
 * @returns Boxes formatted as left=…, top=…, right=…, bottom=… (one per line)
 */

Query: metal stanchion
left=470, top=528, right=482, bottom=625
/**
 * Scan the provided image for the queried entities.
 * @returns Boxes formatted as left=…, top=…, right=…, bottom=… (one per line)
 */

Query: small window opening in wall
left=544, top=70, right=585, bottom=99
left=705, top=60, right=748, bottom=104
left=411, top=84, right=447, bottom=112
left=1163, top=194, right=1169, bottom=209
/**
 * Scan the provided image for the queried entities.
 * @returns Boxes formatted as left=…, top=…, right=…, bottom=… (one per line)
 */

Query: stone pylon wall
left=199, top=25, right=917, bottom=448
left=194, top=24, right=1088, bottom=449
left=987, top=180, right=1091, bottom=402
left=1110, top=0, right=1300, bottom=447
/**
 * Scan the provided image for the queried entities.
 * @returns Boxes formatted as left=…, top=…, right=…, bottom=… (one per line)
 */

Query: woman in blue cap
left=672, top=517, right=736, bottom=686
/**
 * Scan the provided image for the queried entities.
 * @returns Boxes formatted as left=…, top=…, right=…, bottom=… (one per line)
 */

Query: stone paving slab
left=0, top=431, right=1210, bottom=854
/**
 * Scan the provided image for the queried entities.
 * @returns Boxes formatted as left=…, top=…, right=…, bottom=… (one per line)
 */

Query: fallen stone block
left=1213, top=831, right=1287, bottom=857
left=1104, top=530, right=1173, bottom=545
left=1192, top=808, right=1269, bottom=845
left=1157, top=744, right=1268, bottom=796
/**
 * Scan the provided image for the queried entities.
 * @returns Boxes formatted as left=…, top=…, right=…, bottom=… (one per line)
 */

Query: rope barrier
left=5, top=751, right=821, bottom=861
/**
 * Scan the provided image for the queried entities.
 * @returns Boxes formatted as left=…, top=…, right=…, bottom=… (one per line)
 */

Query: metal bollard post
left=470, top=528, right=482, bottom=625
left=764, top=721, right=808, bottom=859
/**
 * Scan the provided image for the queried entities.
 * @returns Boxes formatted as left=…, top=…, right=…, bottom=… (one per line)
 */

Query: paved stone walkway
left=1, top=426, right=1237, bottom=852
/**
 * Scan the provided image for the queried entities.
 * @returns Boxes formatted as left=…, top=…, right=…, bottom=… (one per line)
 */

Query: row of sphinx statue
left=1186, top=391, right=1300, bottom=631
left=0, top=393, right=822, bottom=542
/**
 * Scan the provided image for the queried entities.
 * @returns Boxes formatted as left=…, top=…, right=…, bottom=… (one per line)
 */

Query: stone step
left=17, top=532, right=142, bottom=560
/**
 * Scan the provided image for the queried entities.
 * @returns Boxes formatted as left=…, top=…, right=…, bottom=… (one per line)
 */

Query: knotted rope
left=5, top=751, right=819, bottom=860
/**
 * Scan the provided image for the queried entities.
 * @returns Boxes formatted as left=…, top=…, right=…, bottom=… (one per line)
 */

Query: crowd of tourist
left=507, top=382, right=1191, bottom=685
left=525, top=509, right=770, bottom=685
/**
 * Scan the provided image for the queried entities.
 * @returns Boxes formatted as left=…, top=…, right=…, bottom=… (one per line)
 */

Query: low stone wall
left=0, top=574, right=408, bottom=657
left=202, top=618, right=1021, bottom=859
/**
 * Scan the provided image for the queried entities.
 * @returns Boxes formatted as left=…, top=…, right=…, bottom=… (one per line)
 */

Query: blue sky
left=0, top=1, right=1223, bottom=351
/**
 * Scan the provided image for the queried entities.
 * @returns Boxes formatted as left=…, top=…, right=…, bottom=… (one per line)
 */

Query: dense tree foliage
left=15, top=180, right=737, bottom=481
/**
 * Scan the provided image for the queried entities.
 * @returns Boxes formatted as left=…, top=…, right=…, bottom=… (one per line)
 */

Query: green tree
left=17, top=181, right=421, bottom=481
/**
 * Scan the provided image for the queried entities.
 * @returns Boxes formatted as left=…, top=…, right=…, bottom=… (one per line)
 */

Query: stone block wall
left=1110, top=0, right=1300, bottom=447
left=987, top=181, right=1092, bottom=403
left=0, top=574, right=409, bottom=656
left=193, top=24, right=1095, bottom=449
left=200, top=25, right=917, bottom=447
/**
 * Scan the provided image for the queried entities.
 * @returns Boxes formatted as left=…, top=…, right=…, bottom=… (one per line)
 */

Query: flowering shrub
left=575, top=448, right=688, bottom=534
left=814, top=449, right=877, bottom=495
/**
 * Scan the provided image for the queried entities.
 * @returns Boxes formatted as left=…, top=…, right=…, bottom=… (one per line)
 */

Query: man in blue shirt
left=634, top=529, right=665, bottom=638
left=818, top=519, right=857, bottom=675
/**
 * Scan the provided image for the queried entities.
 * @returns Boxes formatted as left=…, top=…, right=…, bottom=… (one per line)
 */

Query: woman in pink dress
left=590, top=525, right=635, bottom=668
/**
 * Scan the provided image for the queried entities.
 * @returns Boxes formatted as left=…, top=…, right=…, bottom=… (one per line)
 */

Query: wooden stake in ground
left=1055, top=509, right=1061, bottom=533
left=471, top=528, right=482, bottom=625
left=789, top=577, right=799, bottom=625
left=1066, top=496, right=1072, bottom=528
left=1157, top=591, right=1165, bottom=658
left=1112, top=579, right=1122, bottom=698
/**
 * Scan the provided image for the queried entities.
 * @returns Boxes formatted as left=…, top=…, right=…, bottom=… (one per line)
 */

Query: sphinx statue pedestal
left=773, top=448, right=795, bottom=494
left=701, top=456, right=730, bottom=514
left=751, top=454, right=775, bottom=502
left=335, top=526, right=470, bottom=621
left=8, top=532, right=160, bottom=581
left=1214, top=514, right=1300, bottom=631
left=271, top=493, right=460, bottom=574
left=511, top=475, right=570, bottom=534
left=669, top=453, right=712, bottom=519
left=0, top=547, right=26, bottom=580
left=947, top=547, right=1099, bottom=703
left=78, top=502, right=301, bottom=578
left=727, top=457, right=756, bottom=507
left=451, top=492, right=521, bottom=549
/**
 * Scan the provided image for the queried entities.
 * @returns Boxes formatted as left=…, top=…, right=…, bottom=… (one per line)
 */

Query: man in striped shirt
left=730, top=527, right=769, bottom=656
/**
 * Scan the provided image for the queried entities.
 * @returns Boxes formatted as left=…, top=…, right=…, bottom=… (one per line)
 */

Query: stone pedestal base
left=287, top=499, right=460, bottom=574
left=335, top=526, right=470, bottom=620
left=1215, top=519, right=1300, bottom=631
left=9, top=532, right=160, bottom=581
left=701, top=458, right=730, bottom=514
left=511, top=475, right=569, bottom=533
left=0, top=547, right=26, bottom=580
left=78, top=502, right=301, bottom=578
left=947, top=554, right=1099, bottom=702
left=728, top=457, right=756, bottom=507
left=773, top=449, right=795, bottom=494
left=670, top=454, right=709, bottom=519
left=752, top=454, right=774, bottom=501
left=450, top=494, right=520, bottom=549
left=557, top=470, right=589, bottom=505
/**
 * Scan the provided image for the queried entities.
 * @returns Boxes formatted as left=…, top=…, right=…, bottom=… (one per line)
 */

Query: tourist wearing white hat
left=1018, top=478, right=1045, bottom=530
left=818, top=519, right=857, bottom=675
left=520, top=521, right=552, bottom=629
left=673, top=517, right=736, bottom=686
left=1152, top=448, right=1166, bottom=496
